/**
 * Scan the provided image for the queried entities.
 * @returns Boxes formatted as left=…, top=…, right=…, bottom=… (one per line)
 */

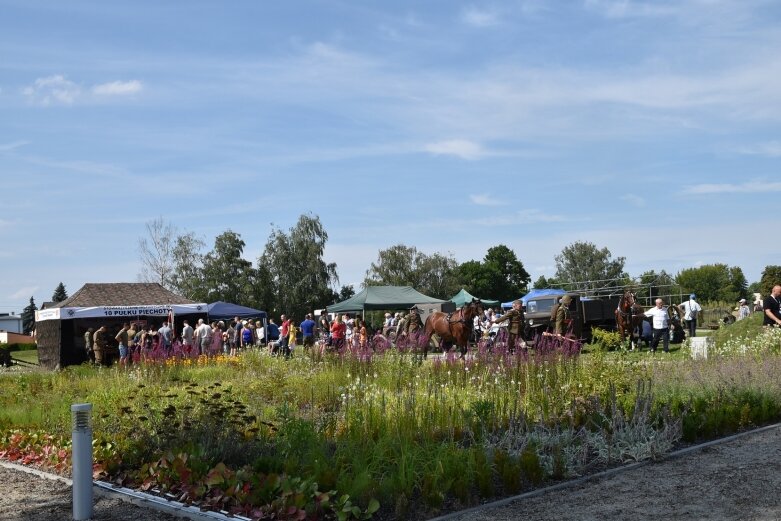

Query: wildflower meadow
left=2, top=314, right=781, bottom=519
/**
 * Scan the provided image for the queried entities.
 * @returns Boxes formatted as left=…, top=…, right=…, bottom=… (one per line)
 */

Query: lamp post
left=71, top=403, right=93, bottom=521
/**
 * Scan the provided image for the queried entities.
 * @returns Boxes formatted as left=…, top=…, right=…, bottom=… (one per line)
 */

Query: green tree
left=456, top=245, right=530, bottom=302
left=635, top=270, right=679, bottom=304
left=364, top=244, right=459, bottom=298
left=169, top=232, right=207, bottom=300
left=21, top=297, right=37, bottom=335
left=200, top=231, right=256, bottom=306
left=259, top=214, right=339, bottom=319
left=533, top=275, right=551, bottom=289
left=138, top=216, right=177, bottom=288
left=483, top=245, right=530, bottom=298
left=458, top=260, right=493, bottom=295
left=416, top=252, right=461, bottom=299
left=365, top=244, right=422, bottom=287
left=675, top=264, right=745, bottom=302
left=729, top=266, right=748, bottom=299
left=759, top=265, right=781, bottom=296
left=554, top=241, right=626, bottom=291
left=51, top=282, right=68, bottom=303
left=338, top=285, right=355, bottom=302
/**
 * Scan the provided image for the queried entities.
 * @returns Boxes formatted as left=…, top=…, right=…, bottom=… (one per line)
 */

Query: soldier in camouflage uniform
left=403, top=306, right=424, bottom=336
left=554, top=294, right=572, bottom=335
left=493, top=300, right=525, bottom=352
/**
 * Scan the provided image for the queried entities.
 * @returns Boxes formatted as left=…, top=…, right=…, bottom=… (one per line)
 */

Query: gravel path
left=442, top=425, right=781, bottom=521
left=2, top=425, right=781, bottom=520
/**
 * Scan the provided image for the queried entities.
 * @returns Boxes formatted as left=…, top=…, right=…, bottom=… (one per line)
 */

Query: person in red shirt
left=278, top=314, right=291, bottom=357
left=330, top=314, right=346, bottom=350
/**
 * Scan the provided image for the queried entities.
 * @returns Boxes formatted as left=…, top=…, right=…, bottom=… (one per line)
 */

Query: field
left=2, top=314, right=781, bottom=520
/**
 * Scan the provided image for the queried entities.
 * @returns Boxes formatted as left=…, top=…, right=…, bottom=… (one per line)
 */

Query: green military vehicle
left=524, top=292, right=620, bottom=343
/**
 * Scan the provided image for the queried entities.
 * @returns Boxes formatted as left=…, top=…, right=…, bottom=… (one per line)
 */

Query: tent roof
left=207, top=301, right=267, bottom=320
left=54, top=283, right=199, bottom=307
left=328, top=286, right=445, bottom=313
left=501, top=288, right=567, bottom=308
left=450, top=288, right=500, bottom=307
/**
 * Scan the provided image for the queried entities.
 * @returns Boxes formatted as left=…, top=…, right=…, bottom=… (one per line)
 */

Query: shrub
left=590, top=328, right=623, bottom=352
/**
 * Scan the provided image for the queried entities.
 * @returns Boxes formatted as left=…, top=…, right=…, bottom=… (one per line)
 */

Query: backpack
left=242, top=328, right=253, bottom=344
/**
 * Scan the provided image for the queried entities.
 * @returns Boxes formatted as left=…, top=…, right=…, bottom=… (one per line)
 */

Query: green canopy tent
left=450, top=288, right=500, bottom=308
left=328, top=286, right=446, bottom=314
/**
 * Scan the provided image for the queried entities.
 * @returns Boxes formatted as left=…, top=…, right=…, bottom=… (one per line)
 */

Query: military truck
left=524, top=292, right=620, bottom=342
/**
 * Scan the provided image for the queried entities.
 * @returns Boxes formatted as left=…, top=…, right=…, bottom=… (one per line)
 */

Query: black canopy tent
left=207, top=301, right=267, bottom=321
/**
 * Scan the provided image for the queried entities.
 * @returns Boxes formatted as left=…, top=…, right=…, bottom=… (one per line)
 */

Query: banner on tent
left=35, top=303, right=207, bottom=322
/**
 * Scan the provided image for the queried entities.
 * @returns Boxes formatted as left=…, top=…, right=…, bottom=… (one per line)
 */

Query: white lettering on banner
left=36, top=303, right=206, bottom=321
left=103, top=306, right=171, bottom=317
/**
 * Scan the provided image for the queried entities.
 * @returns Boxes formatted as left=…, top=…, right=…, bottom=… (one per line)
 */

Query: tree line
left=133, top=213, right=779, bottom=320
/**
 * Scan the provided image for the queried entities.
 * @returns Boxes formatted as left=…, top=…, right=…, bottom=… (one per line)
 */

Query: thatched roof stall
left=35, top=283, right=207, bottom=370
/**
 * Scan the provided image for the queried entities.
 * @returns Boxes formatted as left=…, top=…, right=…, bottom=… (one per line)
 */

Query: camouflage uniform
left=494, top=302, right=525, bottom=352
left=404, top=309, right=424, bottom=335
left=554, top=295, right=572, bottom=335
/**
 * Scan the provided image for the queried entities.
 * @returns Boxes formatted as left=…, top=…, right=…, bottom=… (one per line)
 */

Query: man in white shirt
left=678, top=294, right=703, bottom=338
left=737, top=299, right=751, bottom=321
left=195, top=318, right=212, bottom=355
left=182, top=320, right=194, bottom=347
left=644, top=298, right=671, bottom=353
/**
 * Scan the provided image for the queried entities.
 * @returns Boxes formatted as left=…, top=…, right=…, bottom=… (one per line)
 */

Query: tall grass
left=2, top=339, right=781, bottom=518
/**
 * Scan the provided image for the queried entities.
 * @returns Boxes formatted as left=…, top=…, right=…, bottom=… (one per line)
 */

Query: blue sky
left=1, top=0, right=780, bottom=313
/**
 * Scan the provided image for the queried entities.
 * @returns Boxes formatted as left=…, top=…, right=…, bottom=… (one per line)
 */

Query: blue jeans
left=651, top=328, right=669, bottom=352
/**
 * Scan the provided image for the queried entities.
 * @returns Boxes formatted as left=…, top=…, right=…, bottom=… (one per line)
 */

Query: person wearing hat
left=678, top=294, right=703, bottom=338
left=493, top=299, right=525, bottom=352
left=554, top=294, right=573, bottom=336
left=401, top=305, right=424, bottom=337
left=737, top=299, right=751, bottom=321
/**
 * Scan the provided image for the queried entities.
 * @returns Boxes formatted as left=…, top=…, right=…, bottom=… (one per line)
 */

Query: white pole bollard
left=71, top=403, right=93, bottom=521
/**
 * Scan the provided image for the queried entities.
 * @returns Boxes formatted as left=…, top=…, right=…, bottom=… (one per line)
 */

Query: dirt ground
left=2, top=425, right=781, bottom=521
left=444, top=425, right=781, bottom=521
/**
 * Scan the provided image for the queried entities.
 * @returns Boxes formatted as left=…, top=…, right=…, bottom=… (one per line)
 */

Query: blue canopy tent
left=207, top=301, right=267, bottom=321
left=501, top=288, right=566, bottom=309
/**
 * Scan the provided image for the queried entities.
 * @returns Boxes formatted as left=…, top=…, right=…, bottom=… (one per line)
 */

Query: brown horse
left=424, top=299, right=483, bottom=358
left=615, top=290, right=645, bottom=350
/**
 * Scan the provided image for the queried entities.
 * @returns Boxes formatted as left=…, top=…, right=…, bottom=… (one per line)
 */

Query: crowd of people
left=81, top=311, right=386, bottom=366
left=79, top=286, right=781, bottom=366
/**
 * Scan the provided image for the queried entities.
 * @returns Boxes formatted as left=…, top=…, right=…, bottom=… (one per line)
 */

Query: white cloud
left=0, top=141, right=30, bottom=152
left=621, top=193, right=646, bottom=207
left=461, top=6, right=500, bottom=27
left=10, top=286, right=39, bottom=300
left=738, top=141, right=781, bottom=157
left=683, top=180, right=781, bottom=195
left=583, top=0, right=679, bottom=19
left=458, top=209, right=567, bottom=227
left=470, top=193, right=505, bottom=206
left=424, top=139, right=484, bottom=160
left=22, top=76, right=143, bottom=105
left=92, top=80, right=143, bottom=96
left=23, top=75, right=80, bottom=105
